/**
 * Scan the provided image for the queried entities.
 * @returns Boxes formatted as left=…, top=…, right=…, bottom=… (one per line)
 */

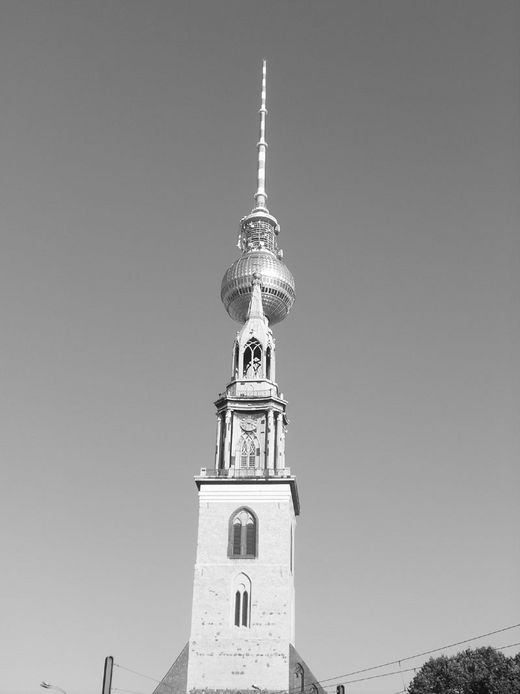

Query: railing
left=198, top=467, right=292, bottom=479
left=234, top=389, right=274, bottom=398
left=219, top=388, right=277, bottom=399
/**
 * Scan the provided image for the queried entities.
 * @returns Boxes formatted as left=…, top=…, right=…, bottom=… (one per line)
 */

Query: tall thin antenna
left=254, top=59, right=268, bottom=211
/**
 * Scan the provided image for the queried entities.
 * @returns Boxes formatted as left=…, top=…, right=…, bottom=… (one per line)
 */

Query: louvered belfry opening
left=239, top=434, right=257, bottom=468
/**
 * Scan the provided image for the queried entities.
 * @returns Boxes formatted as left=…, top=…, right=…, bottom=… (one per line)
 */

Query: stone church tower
left=153, top=62, right=324, bottom=694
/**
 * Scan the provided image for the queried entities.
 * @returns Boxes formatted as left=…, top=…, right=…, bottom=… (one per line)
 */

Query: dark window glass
left=243, top=338, right=263, bottom=378
left=242, top=591, right=248, bottom=626
left=246, top=521, right=256, bottom=555
left=234, top=591, right=240, bottom=626
left=229, top=509, right=257, bottom=558
left=233, top=520, right=242, bottom=555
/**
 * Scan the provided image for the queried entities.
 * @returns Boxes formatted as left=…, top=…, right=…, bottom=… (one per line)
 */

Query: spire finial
left=253, top=59, right=268, bottom=212
left=246, top=272, right=266, bottom=321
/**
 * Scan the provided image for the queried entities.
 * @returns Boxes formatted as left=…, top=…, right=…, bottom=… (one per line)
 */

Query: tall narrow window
left=234, top=591, right=240, bottom=626
left=242, top=591, right=248, bottom=626
left=233, top=520, right=242, bottom=555
left=246, top=520, right=256, bottom=556
left=232, top=573, right=251, bottom=627
left=295, top=665, right=305, bottom=694
left=266, top=346, right=272, bottom=380
left=229, top=508, right=257, bottom=558
left=294, top=663, right=305, bottom=694
left=233, top=342, right=239, bottom=378
left=243, top=338, right=263, bottom=378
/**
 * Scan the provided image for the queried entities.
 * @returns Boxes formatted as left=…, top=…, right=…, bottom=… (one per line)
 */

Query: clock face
left=240, top=418, right=257, bottom=432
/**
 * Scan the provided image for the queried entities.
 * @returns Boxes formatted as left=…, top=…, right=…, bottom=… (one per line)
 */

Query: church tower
left=154, top=62, right=323, bottom=694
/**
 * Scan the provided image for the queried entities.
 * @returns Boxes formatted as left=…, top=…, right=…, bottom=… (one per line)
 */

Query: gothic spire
left=246, top=273, right=267, bottom=322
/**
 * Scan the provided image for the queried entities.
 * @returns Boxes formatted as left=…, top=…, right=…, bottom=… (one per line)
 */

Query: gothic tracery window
left=232, top=572, right=251, bottom=627
left=229, top=508, right=257, bottom=558
left=243, top=338, right=263, bottom=378
left=238, top=434, right=257, bottom=469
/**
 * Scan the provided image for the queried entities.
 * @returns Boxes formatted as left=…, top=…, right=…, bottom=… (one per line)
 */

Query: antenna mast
left=253, top=60, right=268, bottom=211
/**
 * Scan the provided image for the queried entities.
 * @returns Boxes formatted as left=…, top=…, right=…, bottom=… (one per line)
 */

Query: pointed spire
left=253, top=60, right=268, bottom=212
left=247, top=272, right=266, bottom=321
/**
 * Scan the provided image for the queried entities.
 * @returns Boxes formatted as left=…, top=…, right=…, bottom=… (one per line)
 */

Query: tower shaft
left=151, top=63, right=323, bottom=694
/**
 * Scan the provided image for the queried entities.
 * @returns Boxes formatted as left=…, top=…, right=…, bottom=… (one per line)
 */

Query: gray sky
left=1, top=2, right=519, bottom=694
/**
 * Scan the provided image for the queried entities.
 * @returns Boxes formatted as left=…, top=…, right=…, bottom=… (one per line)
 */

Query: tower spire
left=253, top=59, right=268, bottom=212
left=221, top=61, right=295, bottom=326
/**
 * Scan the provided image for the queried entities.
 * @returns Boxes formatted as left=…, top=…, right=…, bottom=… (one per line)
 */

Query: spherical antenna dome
left=221, top=250, right=295, bottom=325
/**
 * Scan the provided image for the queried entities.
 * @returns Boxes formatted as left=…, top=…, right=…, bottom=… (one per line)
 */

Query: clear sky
left=1, top=2, right=519, bottom=694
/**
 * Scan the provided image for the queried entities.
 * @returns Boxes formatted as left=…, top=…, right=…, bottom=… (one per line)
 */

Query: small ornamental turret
left=221, top=60, right=295, bottom=325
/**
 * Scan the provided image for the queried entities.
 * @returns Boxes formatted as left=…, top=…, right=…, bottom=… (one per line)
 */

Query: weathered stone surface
left=186, top=482, right=296, bottom=693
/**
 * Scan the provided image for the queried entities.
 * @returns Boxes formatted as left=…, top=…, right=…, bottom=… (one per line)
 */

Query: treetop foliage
left=407, top=646, right=520, bottom=694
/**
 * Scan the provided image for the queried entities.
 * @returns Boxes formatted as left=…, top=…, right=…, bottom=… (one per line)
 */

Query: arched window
left=233, top=342, right=239, bottom=378
left=229, top=508, right=257, bottom=558
left=295, top=664, right=305, bottom=694
left=232, top=572, right=251, bottom=627
left=266, top=346, right=272, bottom=380
left=243, top=338, right=263, bottom=378
left=238, top=433, right=258, bottom=469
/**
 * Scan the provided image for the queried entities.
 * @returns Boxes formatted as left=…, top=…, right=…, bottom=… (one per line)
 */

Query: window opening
left=266, top=346, right=272, bottom=380
left=242, top=591, right=248, bottom=626
left=234, top=591, right=240, bottom=626
left=239, top=434, right=257, bottom=468
left=233, top=342, right=239, bottom=378
left=295, top=664, right=305, bottom=694
left=229, top=509, right=257, bottom=558
left=243, top=338, right=263, bottom=378
left=232, top=574, right=251, bottom=628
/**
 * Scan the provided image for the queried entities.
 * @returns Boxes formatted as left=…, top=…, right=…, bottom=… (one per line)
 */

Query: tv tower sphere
left=220, top=60, right=295, bottom=326
left=221, top=248, right=295, bottom=325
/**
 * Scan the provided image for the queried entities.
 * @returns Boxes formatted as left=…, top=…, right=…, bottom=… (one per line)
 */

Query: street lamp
left=41, top=681, right=67, bottom=694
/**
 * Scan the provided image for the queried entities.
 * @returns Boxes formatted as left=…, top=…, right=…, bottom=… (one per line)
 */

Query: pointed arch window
left=229, top=508, right=257, bottom=558
left=232, top=572, right=251, bottom=627
left=266, top=345, right=272, bottom=380
left=295, top=664, right=305, bottom=694
left=233, top=341, right=239, bottom=378
left=243, top=338, right=263, bottom=378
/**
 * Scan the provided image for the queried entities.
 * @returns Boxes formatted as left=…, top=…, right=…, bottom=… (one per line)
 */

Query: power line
left=319, top=666, right=418, bottom=688
left=114, top=664, right=162, bottom=685
left=315, top=622, right=520, bottom=686
left=498, top=641, right=520, bottom=650
left=114, top=623, right=520, bottom=694
left=114, top=645, right=188, bottom=690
